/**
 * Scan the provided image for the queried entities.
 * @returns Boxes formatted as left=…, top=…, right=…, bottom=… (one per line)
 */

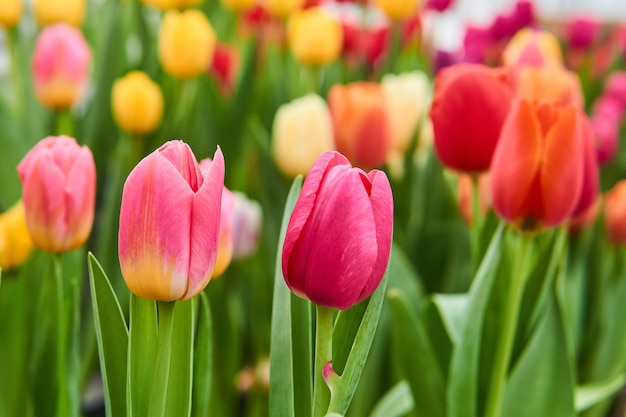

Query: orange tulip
left=327, top=82, right=391, bottom=169
left=515, top=65, right=584, bottom=108
left=490, top=99, right=584, bottom=231
left=605, top=181, right=626, bottom=245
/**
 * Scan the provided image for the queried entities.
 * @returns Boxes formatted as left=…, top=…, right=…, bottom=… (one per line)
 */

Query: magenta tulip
left=119, top=141, right=224, bottom=301
left=17, top=135, right=95, bottom=253
left=282, top=151, right=393, bottom=310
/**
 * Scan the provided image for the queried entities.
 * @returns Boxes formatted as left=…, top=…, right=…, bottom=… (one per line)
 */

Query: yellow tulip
left=0, top=201, right=34, bottom=270
left=273, top=94, right=335, bottom=177
left=220, top=0, right=255, bottom=12
left=0, top=0, right=23, bottom=28
left=374, top=0, right=419, bottom=20
left=112, top=71, right=164, bottom=135
left=158, top=9, right=217, bottom=78
left=266, top=0, right=304, bottom=18
left=141, top=0, right=203, bottom=10
left=287, top=7, right=342, bottom=66
left=33, top=0, right=85, bottom=27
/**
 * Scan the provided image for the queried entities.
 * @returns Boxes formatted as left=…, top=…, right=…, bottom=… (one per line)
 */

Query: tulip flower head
left=502, top=28, right=563, bottom=69
left=0, top=201, right=35, bottom=270
left=490, top=99, right=584, bottom=231
left=0, top=0, right=23, bottom=28
left=112, top=71, right=164, bottom=135
left=33, top=0, right=85, bottom=27
left=119, top=141, right=224, bottom=301
left=209, top=42, right=241, bottom=97
left=32, top=24, right=92, bottom=110
left=566, top=15, right=600, bottom=50
left=282, top=151, right=393, bottom=310
left=571, top=114, right=599, bottom=218
left=605, top=181, right=626, bottom=246
left=220, top=0, right=256, bottom=12
left=231, top=192, right=263, bottom=260
left=141, top=0, right=203, bottom=10
left=266, top=0, right=305, bottom=18
left=287, top=7, right=343, bottom=66
left=17, top=136, right=96, bottom=253
left=514, top=65, right=584, bottom=109
left=374, top=0, right=419, bottom=20
left=159, top=10, right=217, bottom=78
left=430, top=64, right=513, bottom=173
left=273, top=94, right=336, bottom=177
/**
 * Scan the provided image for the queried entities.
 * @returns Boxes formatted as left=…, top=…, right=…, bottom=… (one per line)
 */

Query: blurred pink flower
left=566, top=15, right=600, bottom=50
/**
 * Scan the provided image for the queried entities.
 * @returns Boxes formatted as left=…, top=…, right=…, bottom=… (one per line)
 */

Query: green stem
left=313, top=305, right=334, bottom=417
left=53, top=253, right=71, bottom=416
left=6, top=28, right=22, bottom=115
left=53, top=109, right=75, bottom=137
left=484, top=233, right=532, bottom=417
left=148, top=301, right=177, bottom=417
left=470, top=175, right=485, bottom=272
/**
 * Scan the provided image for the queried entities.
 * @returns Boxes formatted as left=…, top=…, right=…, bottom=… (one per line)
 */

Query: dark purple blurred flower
left=567, top=15, right=600, bottom=50
left=433, top=49, right=459, bottom=73
left=425, top=0, right=454, bottom=13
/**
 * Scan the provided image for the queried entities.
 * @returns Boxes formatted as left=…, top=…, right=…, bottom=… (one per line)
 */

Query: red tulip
left=208, top=41, right=241, bottom=96
left=430, top=64, right=513, bottom=173
left=282, top=151, right=393, bottom=310
left=17, top=135, right=95, bottom=252
left=572, top=114, right=599, bottom=218
left=119, top=141, right=224, bottom=300
left=490, top=99, right=584, bottom=230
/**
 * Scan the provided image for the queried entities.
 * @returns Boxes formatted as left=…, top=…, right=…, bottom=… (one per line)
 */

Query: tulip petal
left=63, top=147, right=95, bottom=251
left=539, top=106, right=583, bottom=226
left=491, top=99, right=542, bottom=224
left=184, top=148, right=225, bottom=299
left=572, top=114, right=599, bottom=217
left=119, top=152, right=195, bottom=301
left=158, top=140, right=203, bottom=191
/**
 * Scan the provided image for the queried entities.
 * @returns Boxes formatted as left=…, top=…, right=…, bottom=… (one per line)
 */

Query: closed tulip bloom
left=141, top=0, right=202, bottom=10
left=231, top=192, right=262, bottom=260
left=491, top=99, right=584, bottom=231
left=430, top=64, right=513, bottom=173
left=209, top=42, right=241, bottom=97
left=220, top=0, right=255, bottom=12
left=273, top=94, right=335, bottom=177
left=502, top=28, right=563, bottom=69
left=33, top=0, right=85, bottom=27
left=605, top=181, right=626, bottom=245
left=374, top=0, right=419, bottom=20
left=567, top=15, right=599, bottom=50
left=159, top=10, right=217, bottom=78
left=0, top=0, right=23, bottom=28
left=515, top=65, right=584, bottom=108
left=287, top=7, right=343, bottom=66
left=266, top=0, right=304, bottom=18
left=571, top=114, right=599, bottom=218
left=112, top=71, right=164, bottom=135
left=0, top=201, right=34, bottom=270
left=119, top=142, right=224, bottom=301
left=282, top=151, right=393, bottom=310
left=381, top=71, right=430, bottom=156
left=17, top=136, right=96, bottom=252
left=592, top=110, right=620, bottom=164
left=32, top=24, right=91, bottom=110
left=328, top=82, right=391, bottom=169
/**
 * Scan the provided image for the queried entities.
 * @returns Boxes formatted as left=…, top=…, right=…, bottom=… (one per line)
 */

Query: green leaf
left=326, top=273, right=388, bottom=415
left=291, top=292, right=313, bottom=417
left=447, top=223, right=505, bottom=417
left=88, top=253, right=128, bottom=417
left=369, top=380, right=414, bottom=417
left=269, top=176, right=303, bottom=417
left=429, top=294, right=468, bottom=346
left=163, top=300, right=195, bottom=417
left=332, top=296, right=368, bottom=375
left=501, top=295, right=575, bottom=417
left=192, top=292, right=213, bottom=417
left=389, top=289, right=446, bottom=417
left=128, top=294, right=158, bottom=416
left=576, top=373, right=626, bottom=412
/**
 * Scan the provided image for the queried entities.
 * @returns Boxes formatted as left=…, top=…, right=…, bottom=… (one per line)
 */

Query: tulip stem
left=53, top=253, right=71, bottom=416
left=149, top=301, right=177, bottom=417
left=470, top=175, right=485, bottom=272
left=484, top=233, right=532, bottom=417
left=313, top=305, right=334, bottom=417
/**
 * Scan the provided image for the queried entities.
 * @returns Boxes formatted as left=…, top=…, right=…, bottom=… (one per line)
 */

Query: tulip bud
left=381, top=71, right=430, bottom=156
left=282, top=151, right=393, bottom=310
left=373, top=0, right=419, bottom=20
left=490, top=99, right=584, bottom=231
left=141, top=0, right=202, bottom=10
left=605, top=181, right=626, bottom=245
left=32, top=24, right=92, bottom=110
left=328, top=82, right=391, bottom=169
left=425, top=0, right=453, bottom=12
left=273, top=94, right=336, bottom=177
left=231, top=192, right=262, bottom=260
left=208, top=42, right=241, bottom=97
left=158, top=10, right=217, bottom=78
left=566, top=15, right=599, bottom=50
left=287, top=7, right=343, bottom=66
left=112, top=71, right=164, bottom=135
left=0, top=0, right=23, bottom=28
left=17, top=136, right=96, bottom=253
left=119, top=142, right=224, bottom=301
left=430, top=64, right=513, bottom=173
left=220, top=0, right=255, bottom=12
left=266, top=0, right=305, bottom=18
left=502, top=28, right=563, bottom=69
left=0, top=201, right=34, bottom=270
left=33, top=0, right=85, bottom=27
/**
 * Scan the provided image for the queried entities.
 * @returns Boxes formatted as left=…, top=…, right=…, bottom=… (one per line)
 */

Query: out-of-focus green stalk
left=313, top=305, right=334, bottom=417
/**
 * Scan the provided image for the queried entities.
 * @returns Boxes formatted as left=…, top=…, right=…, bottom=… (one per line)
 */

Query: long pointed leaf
left=369, top=380, right=414, bottom=417
left=576, top=373, right=626, bottom=412
left=192, top=292, right=213, bottom=417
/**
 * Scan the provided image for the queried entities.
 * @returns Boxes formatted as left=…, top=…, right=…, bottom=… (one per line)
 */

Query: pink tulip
left=231, top=192, right=262, bottom=260
left=566, top=15, right=600, bottom=50
left=32, top=23, right=91, bottom=109
left=592, top=111, right=620, bottom=164
left=282, top=151, right=393, bottom=310
left=17, top=135, right=95, bottom=253
left=119, top=141, right=224, bottom=301
left=604, top=72, right=626, bottom=114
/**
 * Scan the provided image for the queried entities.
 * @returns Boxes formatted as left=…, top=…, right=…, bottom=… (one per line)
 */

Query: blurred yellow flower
left=158, top=9, right=217, bottom=78
left=112, top=71, right=164, bottom=135
left=374, top=0, right=419, bottom=20
left=287, top=7, right=342, bottom=66
left=0, top=0, right=23, bottom=28
left=502, top=28, right=563, bottom=68
left=266, top=0, right=305, bottom=18
left=0, top=201, right=34, bottom=271
left=141, top=0, right=203, bottom=10
left=273, top=94, right=335, bottom=177
left=220, top=0, right=255, bottom=12
left=33, top=0, right=85, bottom=27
